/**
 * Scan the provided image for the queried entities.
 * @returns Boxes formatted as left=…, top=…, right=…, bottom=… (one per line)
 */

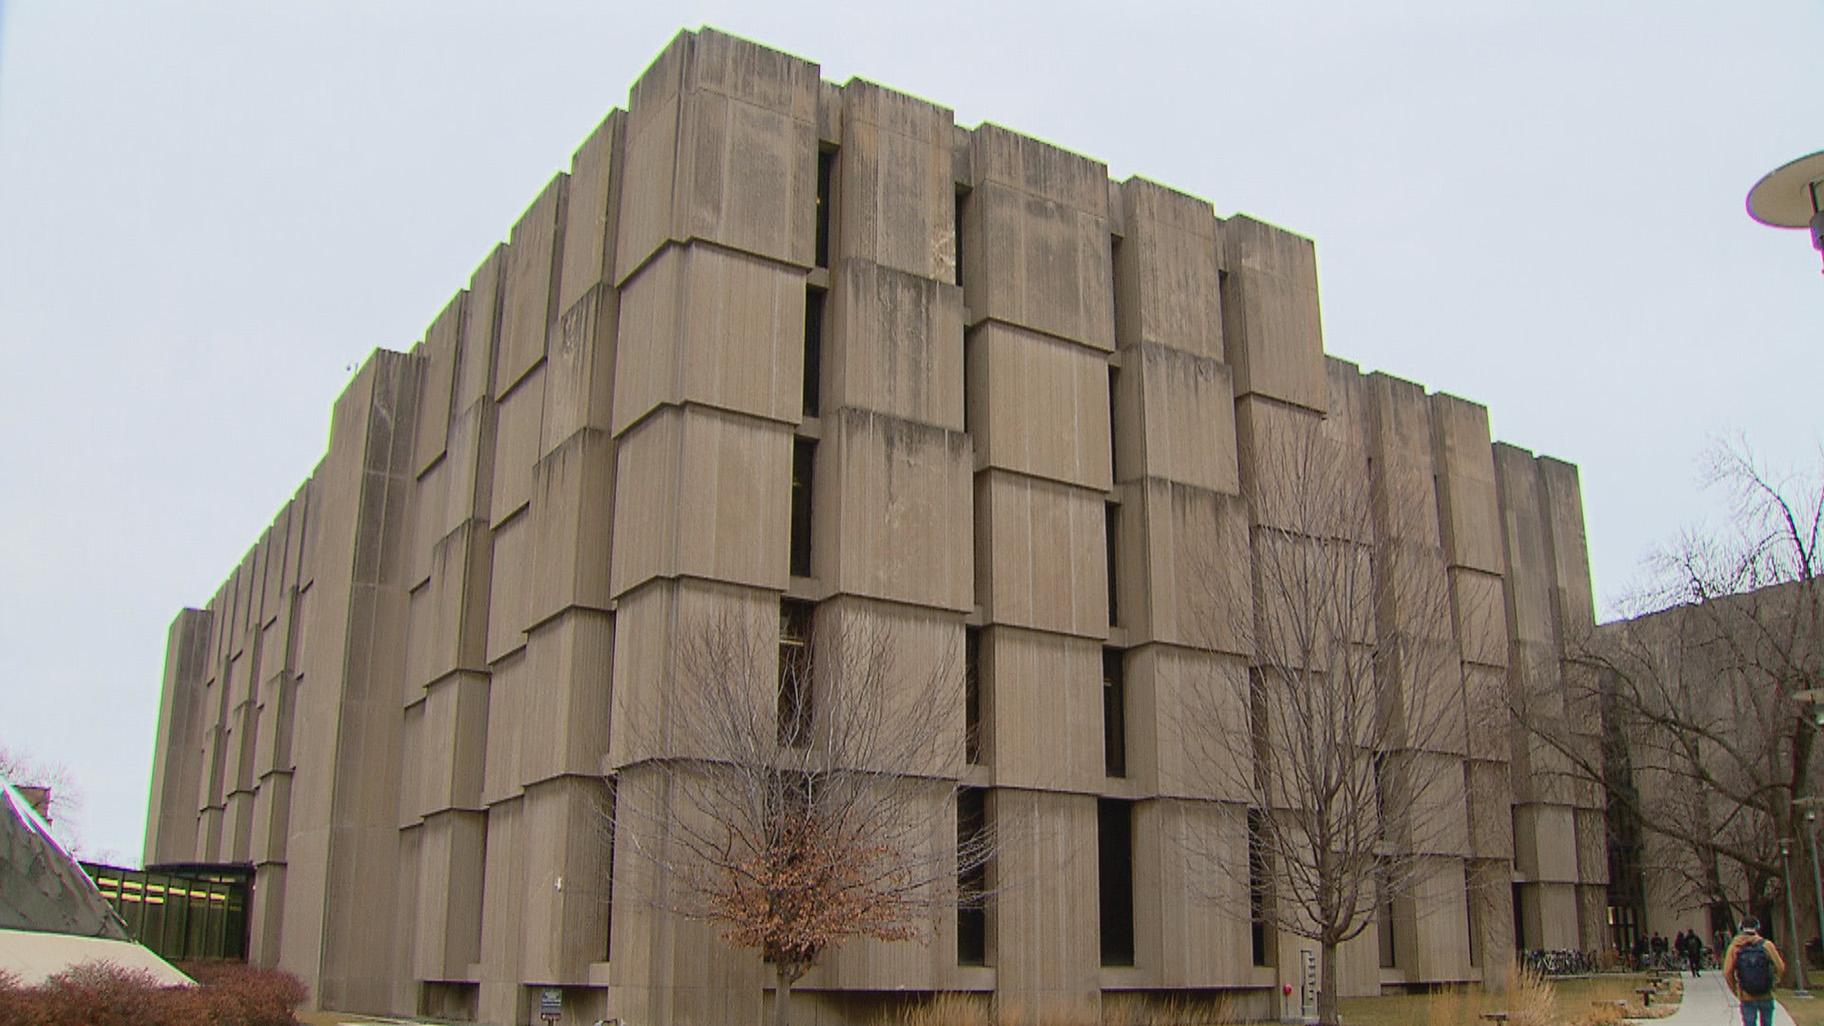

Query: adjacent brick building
left=143, top=28, right=1606, bottom=1024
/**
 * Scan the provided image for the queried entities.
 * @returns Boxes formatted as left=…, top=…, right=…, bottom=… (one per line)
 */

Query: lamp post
left=1783, top=836, right=1812, bottom=996
left=1747, top=151, right=1824, bottom=274
left=1809, top=810, right=1824, bottom=980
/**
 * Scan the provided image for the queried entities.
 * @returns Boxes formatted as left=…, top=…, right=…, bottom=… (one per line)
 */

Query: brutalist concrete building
left=144, top=28, right=1607, bottom=1025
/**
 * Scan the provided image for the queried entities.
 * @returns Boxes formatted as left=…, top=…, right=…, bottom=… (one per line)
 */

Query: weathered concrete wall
left=145, top=26, right=1598, bottom=1024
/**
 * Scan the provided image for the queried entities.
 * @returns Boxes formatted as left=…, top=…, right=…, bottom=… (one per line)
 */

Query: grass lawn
left=1336, top=974, right=1674, bottom=1026
left=1779, top=989, right=1824, bottom=1026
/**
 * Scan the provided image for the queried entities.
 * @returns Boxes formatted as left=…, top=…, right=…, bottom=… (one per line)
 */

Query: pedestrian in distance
left=1724, top=916, right=1787, bottom=1026
left=1684, top=929, right=1705, bottom=977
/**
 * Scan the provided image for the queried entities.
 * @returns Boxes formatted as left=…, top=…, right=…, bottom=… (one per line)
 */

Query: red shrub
left=0, top=960, right=308, bottom=1026
left=0, top=968, right=49, bottom=1026
left=178, top=963, right=309, bottom=1026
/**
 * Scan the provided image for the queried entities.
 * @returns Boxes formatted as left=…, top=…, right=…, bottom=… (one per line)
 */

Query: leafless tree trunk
left=1182, top=416, right=1471, bottom=1026
left=1517, top=442, right=1822, bottom=942
left=607, top=601, right=992, bottom=1026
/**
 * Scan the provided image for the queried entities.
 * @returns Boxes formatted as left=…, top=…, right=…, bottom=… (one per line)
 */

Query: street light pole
left=1783, top=837, right=1812, bottom=996
left=1806, top=811, right=1824, bottom=982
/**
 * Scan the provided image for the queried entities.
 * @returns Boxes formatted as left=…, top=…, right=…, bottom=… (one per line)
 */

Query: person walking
left=1723, top=916, right=1787, bottom=1026
left=1684, top=928, right=1705, bottom=977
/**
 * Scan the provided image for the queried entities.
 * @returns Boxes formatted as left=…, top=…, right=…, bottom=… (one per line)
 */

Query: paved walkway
left=1643, top=972, right=1799, bottom=1025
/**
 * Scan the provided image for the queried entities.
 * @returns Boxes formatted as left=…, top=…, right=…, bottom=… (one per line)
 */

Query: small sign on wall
left=1301, top=949, right=1318, bottom=1022
left=540, top=987, right=563, bottom=1024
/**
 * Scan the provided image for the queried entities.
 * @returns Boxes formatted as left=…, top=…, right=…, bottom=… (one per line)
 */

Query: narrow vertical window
left=815, top=149, right=835, bottom=269
left=952, top=187, right=969, bottom=287
left=802, top=288, right=824, bottom=416
left=965, top=628, right=983, bottom=765
left=1097, top=798, right=1134, bottom=967
left=957, top=787, right=988, bottom=966
left=1103, top=648, right=1126, bottom=778
left=790, top=439, right=816, bottom=579
left=604, top=779, right=616, bottom=961
left=1107, top=365, right=1121, bottom=483
left=1248, top=808, right=1272, bottom=967
left=1104, top=501, right=1121, bottom=627
left=1373, top=751, right=1389, bottom=841
left=1465, top=877, right=1480, bottom=969
left=1377, top=862, right=1397, bottom=968
left=778, top=601, right=813, bottom=746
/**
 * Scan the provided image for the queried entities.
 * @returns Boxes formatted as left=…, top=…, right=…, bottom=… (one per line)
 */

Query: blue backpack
left=1737, top=938, right=1775, bottom=995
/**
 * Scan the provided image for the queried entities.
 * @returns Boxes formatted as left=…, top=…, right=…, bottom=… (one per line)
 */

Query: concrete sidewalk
left=1643, top=972, right=1800, bottom=1025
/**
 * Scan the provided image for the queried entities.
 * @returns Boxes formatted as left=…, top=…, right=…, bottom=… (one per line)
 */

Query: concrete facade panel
left=1465, top=759, right=1514, bottom=860
left=1220, top=216, right=1325, bottom=413
left=1430, top=394, right=1504, bottom=575
left=966, top=321, right=1111, bottom=489
left=419, top=671, right=489, bottom=817
left=485, top=512, right=531, bottom=663
left=1450, top=568, right=1508, bottom=671
left=490, top=367, right=546, bottom=525
left=413, top=295, right=463, bottom=476
left=1113, top=178, right=1223, bottom=360
left=980, top=627, right=1101, bottom=792
left=453, top=252, right=502, bottom=413
left=497, top=175, right=567, bottom=395
left=482, top=652, right=527, bottom=807
left=615, top=31, right=818, bottom=279
left=1124, top=647, right=1250, bottom=802
left=528, top=428, right=616, bottom=627
left=815, top=409, right=972, bottom=612
left=974, top=470, right=1108, bottom=637
left=836, top=81, right=956, bottom=281
left=559, top=112, right=624, bottom=315
left=826, top=260, right=965, bottom=431
left=519, top=777, right=613, bottom=985
left=1132, top=800, right=1250, bottom=985
left=1513, top=803, right=1578, bottom=883
left=608, top=406, right=791, bottom=597
left=613, top=244, right=805, bottom=435
left=521, top=610, right=614, bottom=788
left=963, top=181, right=1114, bottom=351
left=1393, top=857, right=1472, bottom=982
left=989, top=788, right=1100, bottom=1015
left=1113, top=480, right=1249, bottom=653
left=542, top=284, right=620, bottom=456
left=412, top=809, right=486, bottom=983
left=606, top=579, right=779, bottom=767
left=1112, top=342, right=1238, bottom=493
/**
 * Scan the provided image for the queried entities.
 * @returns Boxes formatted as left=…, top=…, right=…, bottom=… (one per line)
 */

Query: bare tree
left=1182, top=417, right=1471, bottom=1026
left=0, top=743, right=83, bottom=851
left=607, top=600, right=990, bottom=1026
left=1519, top=442, right=1823, bottom=939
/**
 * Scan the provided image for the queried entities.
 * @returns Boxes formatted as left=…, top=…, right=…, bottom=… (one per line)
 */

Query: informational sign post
left=540, top=987, right=563, bottom=1024
left=1301, top=949, right=1317, bottom=1023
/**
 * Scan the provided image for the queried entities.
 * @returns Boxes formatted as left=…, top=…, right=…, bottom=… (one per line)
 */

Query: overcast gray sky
left=0, top=2, right=1817, bottom=863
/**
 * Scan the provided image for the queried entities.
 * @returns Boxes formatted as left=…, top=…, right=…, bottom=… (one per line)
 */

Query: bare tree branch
left=605, top=601, right=991, bottom=1026
left=1516, top=440, right=1823, bottom=935
left=1180, top=415, right=1470, bottom=1026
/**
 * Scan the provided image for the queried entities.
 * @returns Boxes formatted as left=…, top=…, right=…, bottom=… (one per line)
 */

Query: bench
left=1636, top=986, right=1658, bottom=1006
left=1479, top=1013, right=1509, bottom=1024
